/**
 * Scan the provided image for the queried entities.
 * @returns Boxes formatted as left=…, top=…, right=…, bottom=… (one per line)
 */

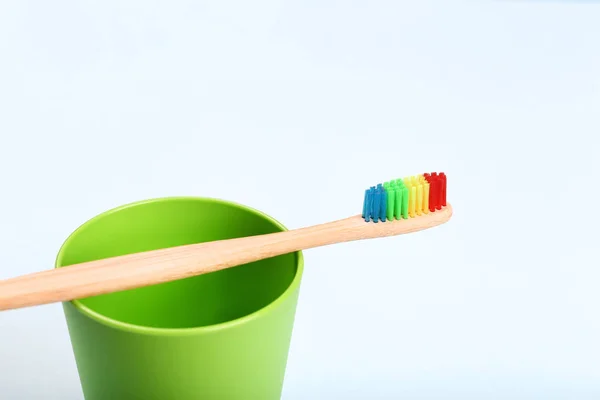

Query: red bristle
left=427, top=174, right=435, bottom=212
left=429, top=173, right=438, bottom=212
left=435, top=172, right=444, bottom=210
left=439, top=172, right=447, bottom=206
left=423, top=172, right=447, bottom=211
left=436, top=176, right=442, bottom=210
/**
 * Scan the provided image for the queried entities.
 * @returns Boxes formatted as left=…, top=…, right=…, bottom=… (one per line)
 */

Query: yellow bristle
left=409, top=185, right=416, bottom=217
left=423, top=181, right=430, bottom=214
left=416, top=180, right=423, bottom=216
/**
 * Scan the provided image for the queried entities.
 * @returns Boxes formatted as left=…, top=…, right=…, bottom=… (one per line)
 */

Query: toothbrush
left=0, top=172, right=452, bottom=311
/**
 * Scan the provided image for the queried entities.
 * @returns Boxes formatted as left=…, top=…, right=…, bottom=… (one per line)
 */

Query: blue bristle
left=369, top=186, right=376, bottom=221
left=372, top=188, right=381, bottom=223
left=380, top=188, right=387, bottom=222
left=363, top=189, right=371, bottom=222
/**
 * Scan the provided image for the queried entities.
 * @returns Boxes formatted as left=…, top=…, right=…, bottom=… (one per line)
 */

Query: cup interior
left=55, top=198, right=300, bottom=329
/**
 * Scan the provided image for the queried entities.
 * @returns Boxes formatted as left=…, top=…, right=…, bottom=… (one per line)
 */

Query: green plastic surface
left=56, top=197, right=304, bottom=400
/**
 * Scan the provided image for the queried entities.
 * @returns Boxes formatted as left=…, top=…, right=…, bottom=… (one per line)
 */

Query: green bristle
left=394, top=186, right=402, bottom=219
left=373, top=178, right=415, bottom=220
left=386, top=186, right=395, bottom=220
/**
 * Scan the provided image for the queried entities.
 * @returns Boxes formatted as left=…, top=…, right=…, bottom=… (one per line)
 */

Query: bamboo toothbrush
left=0, top=172, right=452, bottom=312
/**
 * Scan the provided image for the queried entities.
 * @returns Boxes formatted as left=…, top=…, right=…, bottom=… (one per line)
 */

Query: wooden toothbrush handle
left=0, top=205, right=452, bottom=311
left=0, top=216, right=360, bottom=311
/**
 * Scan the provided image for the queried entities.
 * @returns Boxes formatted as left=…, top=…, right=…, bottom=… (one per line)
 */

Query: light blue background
left=1, top=1, right=599, bottom=399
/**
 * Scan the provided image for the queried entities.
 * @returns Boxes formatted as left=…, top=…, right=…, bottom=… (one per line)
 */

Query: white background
left=1, top=0, right=599, bottom=399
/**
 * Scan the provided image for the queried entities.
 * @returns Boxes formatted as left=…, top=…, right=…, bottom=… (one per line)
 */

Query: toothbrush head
left=362, top=172, right=447, bottom=223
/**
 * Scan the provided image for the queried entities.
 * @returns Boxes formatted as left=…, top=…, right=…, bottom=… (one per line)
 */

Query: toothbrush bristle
left=362, top=172, right=447, bottom=222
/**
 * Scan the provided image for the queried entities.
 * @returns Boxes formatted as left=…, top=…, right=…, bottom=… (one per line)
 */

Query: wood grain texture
left=0, top=204, right=452, bottom=311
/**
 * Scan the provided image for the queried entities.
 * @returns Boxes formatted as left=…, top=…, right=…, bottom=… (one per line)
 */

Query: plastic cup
left=55, top=197, right=304, bottom=400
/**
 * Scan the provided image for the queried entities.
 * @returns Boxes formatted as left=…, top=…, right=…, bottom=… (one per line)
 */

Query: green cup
left=55, top=197, right=304, bottom=400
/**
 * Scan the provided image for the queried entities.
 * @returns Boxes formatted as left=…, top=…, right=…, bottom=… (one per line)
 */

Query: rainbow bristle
left=362, top=172, right=447, bottom=222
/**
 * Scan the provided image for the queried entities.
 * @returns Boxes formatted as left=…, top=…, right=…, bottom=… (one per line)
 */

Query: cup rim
left=55, top=196, right=304, bottom=337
